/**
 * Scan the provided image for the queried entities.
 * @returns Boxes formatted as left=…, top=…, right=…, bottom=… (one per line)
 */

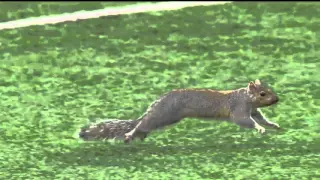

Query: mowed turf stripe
left=0, top=1, right=231, bottom=31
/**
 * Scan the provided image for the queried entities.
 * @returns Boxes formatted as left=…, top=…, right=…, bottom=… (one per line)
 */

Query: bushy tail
left=79, top=119, right=140, bottom=141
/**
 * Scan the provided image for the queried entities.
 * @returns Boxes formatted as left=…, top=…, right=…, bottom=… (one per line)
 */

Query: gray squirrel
left=79, top=79, right=280, bottom=143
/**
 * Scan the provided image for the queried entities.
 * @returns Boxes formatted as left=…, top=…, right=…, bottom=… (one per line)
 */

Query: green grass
left=0, top=1, right=159, bottom=22
left=0, top=2, right=319, bottom=180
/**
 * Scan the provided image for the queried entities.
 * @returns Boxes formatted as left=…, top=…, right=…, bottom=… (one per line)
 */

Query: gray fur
left=79, top=80, right=280, bottom=143
left=79, top=119, right=140, bottom=140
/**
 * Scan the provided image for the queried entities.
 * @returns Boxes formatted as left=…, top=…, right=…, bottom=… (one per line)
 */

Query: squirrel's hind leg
left=124, top=129, right=148, bottom=143
left=124, top=125, right=149, bottom=143
left=124, top=120, right=147, bottom=143
left=137, top=132, right=148, bottom=141
left=124, top=110, right=182, bottom=143
left=124, top=129, right=135, bottom=143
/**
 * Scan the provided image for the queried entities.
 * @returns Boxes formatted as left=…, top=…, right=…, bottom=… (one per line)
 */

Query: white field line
left=0, top=1, right=232, bottom=31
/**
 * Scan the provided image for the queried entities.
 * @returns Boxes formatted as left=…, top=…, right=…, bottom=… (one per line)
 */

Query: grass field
left=0, top=2, right=319, bottom=180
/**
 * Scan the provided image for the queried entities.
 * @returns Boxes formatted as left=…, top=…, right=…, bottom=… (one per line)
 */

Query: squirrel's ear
left=247, top=81, right=257, bottom=93
left=254, top=79, right=261, bottom=85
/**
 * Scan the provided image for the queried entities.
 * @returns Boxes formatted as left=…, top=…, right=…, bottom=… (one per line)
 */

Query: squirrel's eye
left=260, top=91, right=266, bottom=96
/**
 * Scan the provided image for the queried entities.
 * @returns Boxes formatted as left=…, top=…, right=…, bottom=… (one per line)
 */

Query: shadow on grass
left=45, top=129, right=319, bottom=170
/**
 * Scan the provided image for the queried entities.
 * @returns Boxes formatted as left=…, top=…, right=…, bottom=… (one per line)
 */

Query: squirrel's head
left=247, top=79, right=279, bottom=108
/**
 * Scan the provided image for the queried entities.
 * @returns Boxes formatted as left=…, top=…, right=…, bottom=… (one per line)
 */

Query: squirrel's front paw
left=256, top=125, right=266, bottom=134
left=269, top=122, right=281, bottom=129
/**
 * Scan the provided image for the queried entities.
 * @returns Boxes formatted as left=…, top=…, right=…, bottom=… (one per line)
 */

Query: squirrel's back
left=167, top=88, right=244, bottom=120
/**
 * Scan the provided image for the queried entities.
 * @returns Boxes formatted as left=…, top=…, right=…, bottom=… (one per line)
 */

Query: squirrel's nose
left=274, top=96, right=279, bottom=103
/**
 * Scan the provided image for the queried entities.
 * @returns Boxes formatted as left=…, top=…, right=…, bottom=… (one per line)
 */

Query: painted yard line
left=0, top=1, right=232, bottom=31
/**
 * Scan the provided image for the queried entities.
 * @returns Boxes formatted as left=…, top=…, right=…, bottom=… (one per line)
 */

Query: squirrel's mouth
left=267, top=98, right=279, bottom=106
left=273, top=97, right=279, bottom=104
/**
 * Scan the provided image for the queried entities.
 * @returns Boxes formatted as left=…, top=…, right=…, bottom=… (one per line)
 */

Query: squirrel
left=79, top=79, right=280, bottom=143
